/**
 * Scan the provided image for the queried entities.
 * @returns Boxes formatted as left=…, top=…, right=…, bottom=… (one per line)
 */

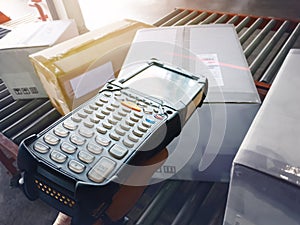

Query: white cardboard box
left=120, top=24, right=261, bottom=182
left=0, top=20, right=78, bottom=99
left=224, top=49, right=300, bottom=225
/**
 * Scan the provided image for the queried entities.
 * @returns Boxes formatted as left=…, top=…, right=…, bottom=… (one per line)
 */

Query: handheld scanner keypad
left=29, top=87, right=169, bottom=184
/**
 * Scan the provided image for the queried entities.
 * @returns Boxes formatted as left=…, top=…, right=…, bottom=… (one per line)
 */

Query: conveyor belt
left=0, top=27, right=11, bottom=39
left=1, top=8, right=300, bottom=225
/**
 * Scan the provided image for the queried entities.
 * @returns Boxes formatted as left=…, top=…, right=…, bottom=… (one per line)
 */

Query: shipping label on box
left=120, top=24, right=261, bottom=182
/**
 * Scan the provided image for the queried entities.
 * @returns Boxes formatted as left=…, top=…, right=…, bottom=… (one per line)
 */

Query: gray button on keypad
left=114, top=91, right=122, bottom=96
left=106, top=106, right=115, bottom=111
left=51, top=150, right=67, bottom=163
left=128, top=134, right=139, bottom=143
left=138, top=125, right=148, bottom=133
left=89, top=104, right=98, bottom=110
left=125, top=119, right=135, bottom=127
left=95, top=100, right=104, bottom=107
left=104, top=92, right=112, bottom=97
left=87, top=143, right=103, bottom=155
left=143, top=107, right=153, bottom=114
left=117, top=110, right=127, bottom=117
left=115, top=96, right=125, bottom=101
left=108, top=117, right=118, bottom=125
left=112, top=114, right=122, bottom=121
left=123, top=138, right=134, bottom=148
left=142, top=120, right=152, bottom=128
left=111, top=101, right=120, bottom=108
left=78, top=151, right=95, bottom=164
left=101, top=109, right=110, bottom=116
left=34, top=141, right=50, bottom=153
left=79, top=127, right=94, bottom=138
left=109, top=132, right=120, bottom=141
left=109, top=145, right=128, bottom=159
left=83, top=107, right=93, bottom=114
left=100, top=97, right=109, bottom=103
left=78, top=111, right=88, bottom=118
left=89, top=116, right=100, bottom=124
left=129, top=116, right=139, bottom=123
left=71, top=115, right=82, bottom=123
left=133, top=129, right=144, bottom=138
left=96, top=126, right=107, bottom=134
left=83, top=121, right=94, bottom=128
left=70, top=134, right=86, bottom=146
left=61, top=142, right=77, bottom=154
left=88, top=157, right=116, bottom=183
left=63, top=120, right=78, bottom=131
left=95, top=136, right=111, bottom=146
left=134, top=111, right=144, bottom=118
left=102, top=121, right=113, bottom=129
left=53, top=126, right=69, bottom=138
left=115, top=127, right=126, bottom=136
left=95, top=112, right=105, bottom=119
left=44, top=134, right=60, bottom=145
left=68, top=160, right=85, bottom=173
left=120, top=123, right=130, bottom=131
left=122, top=107, right=131, bottom=113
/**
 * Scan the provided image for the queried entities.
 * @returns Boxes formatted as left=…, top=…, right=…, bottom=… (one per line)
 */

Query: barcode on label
left=13, top=87, right=39, bottom=95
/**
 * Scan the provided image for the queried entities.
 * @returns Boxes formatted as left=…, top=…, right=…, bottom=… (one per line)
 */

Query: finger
left=53, top=212, right=72, bottom=225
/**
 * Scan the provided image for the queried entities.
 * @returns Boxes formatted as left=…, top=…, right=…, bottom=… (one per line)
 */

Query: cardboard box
left=0, top=20, right=78, bottom=99
left=224, top=49, right=300, bottom=225
left=119, top=24, right=261, bottom=182
left=29, top=19, right=153, bottom=115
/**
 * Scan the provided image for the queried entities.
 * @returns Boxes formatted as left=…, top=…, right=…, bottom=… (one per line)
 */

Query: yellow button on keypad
left=121, top=101, right=141, bottom=112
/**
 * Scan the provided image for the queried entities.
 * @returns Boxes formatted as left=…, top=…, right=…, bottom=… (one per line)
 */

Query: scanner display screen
left=123, top=65, right=199, bottom=105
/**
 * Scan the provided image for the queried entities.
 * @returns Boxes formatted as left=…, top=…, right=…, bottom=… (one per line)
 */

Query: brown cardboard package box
left=29, top=19, right=153, bottom=115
